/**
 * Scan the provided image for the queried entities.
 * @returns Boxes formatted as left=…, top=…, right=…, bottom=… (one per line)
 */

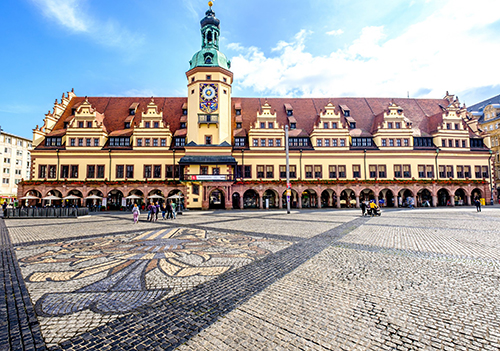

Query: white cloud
left=231, top=0, right=500, bottom=100
left=326, top=29, right=344, bottom=36
left=31, top=0, right=143, bottom=48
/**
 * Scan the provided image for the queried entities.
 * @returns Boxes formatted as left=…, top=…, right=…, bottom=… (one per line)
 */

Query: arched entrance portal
left=417, top=189, right=432, bottom=207
left=107, top=190, right=124, bottom=210
left=282, top=189, right=299, bottom=208
left=437, top=188, right=450, bottom=206
left=232, top=193, right=241, bottom=209
left=379, top=189, right=394, bottom=207
left=301, top=190, right=318, bottom=208
left=263, top=189, right=278, bottom=209
left=340, top=189, right=355, bottom=208
left=454, top=189, right=466, bottom=206
left=243, top=190, right=259, bottom=209
left=398, top=189, right=414, bottom=207
left=209, top=189, right=225, bottom=209
left=321, top=189, right=336, bottom=208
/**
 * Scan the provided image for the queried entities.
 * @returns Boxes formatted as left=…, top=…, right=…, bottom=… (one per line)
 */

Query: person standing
left=132, top=203, right=140, bottom=224
left=161, top=203, right=167, bottom=220
left=360, top=201, right=366, bottom=216
left=171, top=201, right=177, bottom=219
left=155, top=202, right=160, bottom=221
left=474, top=197, right=481, bottom=212
left=166, top=201, right=173, bottom=219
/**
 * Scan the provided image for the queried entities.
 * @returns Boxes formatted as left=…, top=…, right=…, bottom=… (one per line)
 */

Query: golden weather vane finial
left=208, top=1, right=213, bottom=8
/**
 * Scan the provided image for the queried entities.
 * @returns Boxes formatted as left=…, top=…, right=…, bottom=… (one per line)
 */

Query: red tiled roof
left=44, top=96, right=472, bottom=142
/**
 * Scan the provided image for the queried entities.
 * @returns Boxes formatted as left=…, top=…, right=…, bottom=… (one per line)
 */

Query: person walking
left=146, top=202, right=152, bottom=221
left=360, top=201, right=366, bottom=216
left=474, top=197, right=481, bottom=212
left=161, top=203, right=167, bottom=220
left=155, top=202, right=160, bottom=221
left=132, top=203, right=140, bottom=224
left=171, top=201, right=177, bottom=219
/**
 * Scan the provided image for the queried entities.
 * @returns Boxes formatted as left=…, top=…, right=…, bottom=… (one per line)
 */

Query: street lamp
left=241, top=149, right=244, bottom=181
left=173, top=149, right=176, bottom=181
left=489, top=149, right=493, bottom=205
left=299, top=149, right=303, bottom=180
left=363, top=149, right=367, bottom=180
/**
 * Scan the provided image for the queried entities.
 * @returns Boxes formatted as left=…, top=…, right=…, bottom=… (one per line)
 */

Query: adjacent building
left=19, top=4, right=492, bottom=210
left=1, top=129, right=32, bottom=204
left=468, top=93, right=500, bottom=203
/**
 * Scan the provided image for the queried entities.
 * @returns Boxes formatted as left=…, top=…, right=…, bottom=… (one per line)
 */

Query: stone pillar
left=239, top=195, right=243, bottom=209
left=432, top=195, right=438, bottom=207
left=336, top=196, right=341, bottom=209
left=466, top=195, right=471, bottom=206
left=278, top=195, right=283, bottom=209
left=259, top=196, right=263, bottom=209
left=355, top=195, right=360, bottom=208
left=374, top=195, right=379, bottom=206
left=450, top=194, right=455, bottom=206
left=413, top=195, right=418, bottom=208
left=298, top=196, right=302, bottom=209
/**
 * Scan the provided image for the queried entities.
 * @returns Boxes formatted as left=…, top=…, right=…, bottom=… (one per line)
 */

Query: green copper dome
left=188, top=5, right=231, bottom=70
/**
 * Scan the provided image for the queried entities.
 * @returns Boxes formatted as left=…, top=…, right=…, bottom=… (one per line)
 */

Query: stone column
left=466, top=195, right=471, bottom=206
left=413, top=195, right=418, bottom=208
left=374, top=195, right=379, bottom=206
left=432, top=195, right=438, bottom=207
left=336, top=196, right=341, bottom=209
left=278, top=195, right=283, bottom=209
left=298, top=196, right=302, bottom=209
left=239, top=195, right=244, bottom=209
left=355, top=195, right=360, bottom=208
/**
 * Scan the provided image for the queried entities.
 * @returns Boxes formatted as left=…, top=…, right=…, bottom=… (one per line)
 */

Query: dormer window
left=349, top=122, right=356, bottom=129
left=183, top=109, right=187, bottom=115
left=180, top=122, right=186, bottom=129
left=344, top=110, right=350, bottom=117
left=260, top=122, right=265, bottom=129
left=290, top=123, right=296, bottom=129
left=78, top=121, right=84, bottom=128
left=236, top=110, right=241, bottom=116
left=71, top=108, right=76, bottom=115
left=87, top=121, right=92, bottom=128
left=145, top=122, right=150, bottom=128
left=268, top=122, right=274, bottom=129
left=287, top=110, right=293, bottom=117
left=397, top=109, right=403, bottom=114
left=124, top=122, right=131, bottom=129
left=64, top=122, right=69, bottom=129
left=395, top=122, right=401, bottom=129
left=387, top=122, right=393, bottom=129
left=236, top=122, right=242, bottom=129
left=129, top=109, right=135, bottom=116
left=154, top=122, right=159, bottom=128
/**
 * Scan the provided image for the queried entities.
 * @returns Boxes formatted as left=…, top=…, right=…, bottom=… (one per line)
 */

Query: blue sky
left=1, top=0, right=500, bottom=139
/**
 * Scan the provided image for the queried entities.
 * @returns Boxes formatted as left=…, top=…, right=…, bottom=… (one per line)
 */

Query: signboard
left=287, top=182, right=291, bottom=189
left=286, top=189, right=291, bottom=197
left=102, top=198, right=107, bottom=207
left=190, top=175, right=227, bottom=181
left=121, top=198, right=127, bottom=207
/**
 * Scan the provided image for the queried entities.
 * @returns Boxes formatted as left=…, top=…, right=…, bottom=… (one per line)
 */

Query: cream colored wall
left=1, top=133, right=32, bottom=198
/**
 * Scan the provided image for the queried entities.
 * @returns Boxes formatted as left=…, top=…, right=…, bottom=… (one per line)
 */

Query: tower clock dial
left=199, top=83, right=219, bottom=113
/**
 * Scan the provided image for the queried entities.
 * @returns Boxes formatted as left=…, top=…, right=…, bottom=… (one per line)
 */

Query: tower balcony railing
left=198, top=114, right=219, bottom=124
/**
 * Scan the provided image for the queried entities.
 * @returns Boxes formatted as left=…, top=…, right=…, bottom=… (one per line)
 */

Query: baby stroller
left=366, top=206, right=381, bottom=217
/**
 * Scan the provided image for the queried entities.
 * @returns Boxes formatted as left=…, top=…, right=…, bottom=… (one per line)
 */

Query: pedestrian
left=147, top=202, right=152, bottom=221
left=171, top=201, right=177, bottom=219
left=132, top=203, right=140, bottom=224
left=155, top=202, right=160, bottom=221
left=474, top=197, right=481, bottom=212
left=166, top=201, right=172, bottom=219
left=150, top=202, right=157, bottom=222
left=161, top=203, right=167, bottom=220
left=360, top=201, right=366, bottom=216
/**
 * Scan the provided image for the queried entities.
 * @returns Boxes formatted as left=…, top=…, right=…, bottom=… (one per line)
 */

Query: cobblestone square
left=1, top=207, right=500, bottom=350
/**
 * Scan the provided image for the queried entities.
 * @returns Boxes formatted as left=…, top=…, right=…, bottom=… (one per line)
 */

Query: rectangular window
left=404, top=138, right=409, bottom=147
left=394, top=165, right=402, bottom=178
left=464, top=166, right=471, bottom=178
left=289, top=165, right=296, bottom=178
left=332, top=122, right=337, bottom=129
left=78, top=138, right=83, bottom=147
left=70, top=165, right=78, bottom=178
left=329, top=165, right=337, bottom=178
left=324, top=139, right=330, bottom=147
left=276, top=139, right=281, bottom=147
left=87, top=121, right=92, bottom=128
left=403, top=165, right=411, bottom=178
left=48, top=165, right=56, bottom=179
left=116, top=165, right=124, bottom=178
left=426, top=165, right=434, bottom=178
left=455, top=123, right=459, bottom=130
left=260, top=139, right=266, bottom=147
left=257, top=165, right=264, bottom=178
left=144, top=165, right=152, bottom=178
left=446, top=165, right=453, bottom=178
left=126, top=165, right=134, bottom=178
left=378, top=165, right=386, bottom=178
left=97, top=165, right=105, bottom=178
left=442, top=139, right=446, bottom=147
left=260, top=122, right=266, bottom=129
left=457, top=166, right=464, bottom=178
left=192, top=184, right=200, bottom=195
left=395, top=122, right=401, bottom=129
left=268, top=139, right=274, bottom=147
left=165, top=165, right=173, bottom=178
left=236, top=165, right=243, bottom=179
left=317, top=139, right=322, bottom=147
left=268, top=122, right=274, bottom=129
left=70, top=138, right=75, bottom=146
left=154, top=122, right=159, bottom=128
left=338, top=165, right=346, bottom=178
left=340, top=139, right=345, bottom=147
left=353, top=165, right=361, bottom=178
left=323, top=122, right=329, bottom=129
left=61, top=165, right=69, bottom=179
left=87, top=165, right=95, bottom=179
left=448, top=139, right=453, bottom=147
left=304, top=165, right=313, bottom=179
left=78, top=121, right=84, bottom=128
left=446, top=123, right=451, bottom=130
left=455, top=140, right=459, bottom=148
left=244, top=165, right=251, bottom=178
left=396, top=139, right=401, bottom=147
left=145, top=139, right=150, bottom=147
left=137, top=138, right=143, bottom=147
left=439, top=165, right=446, bottom=178
left=462, top=140, right=466, bottom=148
left=153, top=139, right=158, bottom=147
left=389, top=139, right=394, bottom=147
left=279, top=165, right=286, bottom=178
left=94, top=138, right=100, bottom=147
left=145, top=122, right=150, bottom=128
left=200, top=166, right=208, bottom=175
left=266, top=165, right=274, bottom=178
left=161, top=139, right=166, bottom=147
left=381, top=139, right=387, bottom=147
left=212, top=167, right=220, bottom=175
left=314, top=165, right=322, bottom=178
left=475, top=166, right=481, bottom=178
left=154, top=165, right=162, bottom=178
left=482, top=166, right=489, bottom=178
left=205, top=135, right=212, bottom=145
left=86, top=138, right=91, bottom=147
left=418, top=165, right=425, bottom=178
left=387, top=122, right=393, bottom=129
left=369, top=165, right=377, bottom=178
left=332, top=139, right=338, bottom=147
left=253, top=139, right=258, bottom=147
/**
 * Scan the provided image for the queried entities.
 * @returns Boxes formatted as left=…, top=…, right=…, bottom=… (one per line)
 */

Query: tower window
left=223, top=77, right=227, bottom=83
left=206, top=75, right=212, bottom=80
left=191, top=77, right=195, bottom=83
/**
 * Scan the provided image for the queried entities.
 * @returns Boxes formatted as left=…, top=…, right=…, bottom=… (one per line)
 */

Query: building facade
left=19, top=4, right=492, bottom=210
left=1, top=129, right=32, bottom=204
left=468, top=94, right=500, bottom=203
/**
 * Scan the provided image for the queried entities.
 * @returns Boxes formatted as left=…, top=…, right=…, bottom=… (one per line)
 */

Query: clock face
left=199, top=83, right=218, bottom=113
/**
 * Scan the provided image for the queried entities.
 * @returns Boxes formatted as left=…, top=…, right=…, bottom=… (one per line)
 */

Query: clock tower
left=186, top=1, right=233, bottom=146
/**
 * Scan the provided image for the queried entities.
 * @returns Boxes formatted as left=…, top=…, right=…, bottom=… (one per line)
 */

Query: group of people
left=131, top=201, right=178, bottom=224
left=360, top=200, right=381, bottom=216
